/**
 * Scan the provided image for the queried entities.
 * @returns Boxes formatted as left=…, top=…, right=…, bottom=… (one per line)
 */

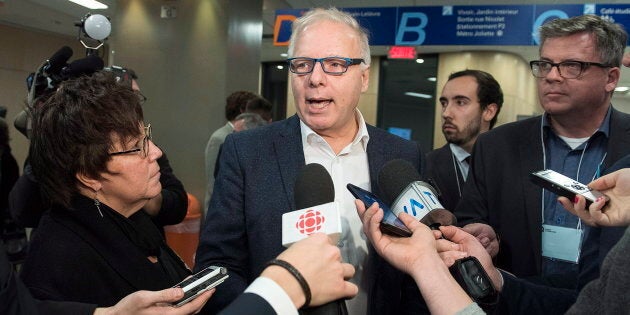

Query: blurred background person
left=204, top=91, right=258, bottom=217
left=244, top=96, right=273, bottom=123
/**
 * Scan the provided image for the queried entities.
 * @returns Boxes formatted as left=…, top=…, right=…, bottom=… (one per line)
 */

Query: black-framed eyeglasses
left=287, top=57, right=365, bottom=75
left=529, top=60, right=612, bottom=79
left=136, top=91, right=147, bottom=105
left=109, top=124, right=152, bottom=158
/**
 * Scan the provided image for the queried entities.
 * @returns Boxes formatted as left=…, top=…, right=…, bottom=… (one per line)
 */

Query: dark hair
left=30, top=71, right=144, bottom=207
left=126, top=68, right=138, bottom=80
left=539, top=14, right=627, bottom=67
left=447, top=69, right=504, bottom=129
left=245, top=97, right=273, bottom=121
left=225, top=91, right=258, bottom=121
left=234, top=113, right=269, bottom=130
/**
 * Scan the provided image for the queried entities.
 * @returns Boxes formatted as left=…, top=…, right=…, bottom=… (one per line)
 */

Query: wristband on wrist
left=266, top=259, right=312, bottom=308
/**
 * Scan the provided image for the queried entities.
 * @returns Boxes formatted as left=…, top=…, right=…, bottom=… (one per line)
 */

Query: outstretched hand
left=558, top=168, right=630, bottom=227
left=355, top=200, right=441, bottom=274
left=96, top=287, right=213, bottom=315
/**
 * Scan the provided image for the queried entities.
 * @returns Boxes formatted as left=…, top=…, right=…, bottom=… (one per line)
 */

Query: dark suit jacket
left=195, top=115, right=423, bottom=314
left=219, top=292, right=276, bottom=315
left=20, top=195, right=190, bottom=307
left=497, top=226, right=630, bottom=315
left=425, top=144, right=466, bottom=212
left=454, top=108, right=630, bottom=283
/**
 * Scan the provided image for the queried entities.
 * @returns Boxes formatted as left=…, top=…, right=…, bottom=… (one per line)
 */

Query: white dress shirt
left=300, top=109, right=370, bottom=315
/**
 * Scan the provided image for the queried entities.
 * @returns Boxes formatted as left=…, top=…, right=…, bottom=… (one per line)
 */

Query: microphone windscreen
left=61, top=55, right=104, bottom=80
left=378, top=159, right=422, bottom=206
left=294, top=163, right=335, bottom=209
left=45, top=46, right=73, bottom=75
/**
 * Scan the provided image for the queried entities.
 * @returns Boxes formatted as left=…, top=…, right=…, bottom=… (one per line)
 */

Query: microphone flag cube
left=390, top=181, right=444, bottom=221
left=281, top=202, right=341, bottom=247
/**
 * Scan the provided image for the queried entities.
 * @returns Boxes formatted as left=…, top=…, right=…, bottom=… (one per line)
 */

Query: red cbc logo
left=295, top=209, right=326, bottom=235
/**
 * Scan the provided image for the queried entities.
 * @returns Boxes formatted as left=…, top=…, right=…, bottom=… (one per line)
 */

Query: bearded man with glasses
left=195, top=7, right=424, bottom=315
left=453, top=14, right=630, bottom=311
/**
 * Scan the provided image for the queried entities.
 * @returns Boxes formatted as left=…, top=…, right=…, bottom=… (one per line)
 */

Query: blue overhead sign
left=274, top=4, right=630, bottom=46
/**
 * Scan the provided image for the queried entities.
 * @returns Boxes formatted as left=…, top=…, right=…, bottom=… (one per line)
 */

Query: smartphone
left=347, top=183, right=412, bottom=237
left=530, top=169, right=608, bottom=206
left=172, top=266, right=229, bottom=307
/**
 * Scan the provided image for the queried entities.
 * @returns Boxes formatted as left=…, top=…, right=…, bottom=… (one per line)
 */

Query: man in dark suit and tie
left=195, top=7, right=423, bottom=315
left=425, top=70, right=503, bottom=212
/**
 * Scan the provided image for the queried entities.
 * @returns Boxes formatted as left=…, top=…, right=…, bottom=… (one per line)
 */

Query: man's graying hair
left=539, top=14, right=627, bottom=67
left=287, top=7, right=371, bottom=67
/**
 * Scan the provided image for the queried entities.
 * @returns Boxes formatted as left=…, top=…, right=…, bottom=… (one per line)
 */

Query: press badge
left=542, top=224, right=583, bottom=263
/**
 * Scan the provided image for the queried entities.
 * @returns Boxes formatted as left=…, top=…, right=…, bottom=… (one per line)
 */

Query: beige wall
left=0, top=24, right=86, bottom=168
left=434, top=51, right=540, bottom=149
left=111, top=0, right=262, bottom=204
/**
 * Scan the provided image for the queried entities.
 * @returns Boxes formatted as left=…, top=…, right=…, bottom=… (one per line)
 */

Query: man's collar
left=542, top=105, right=612, bottom=138
left=300, top=109, right=370, bottom=151
left=449, top=143, right=470, bottom=163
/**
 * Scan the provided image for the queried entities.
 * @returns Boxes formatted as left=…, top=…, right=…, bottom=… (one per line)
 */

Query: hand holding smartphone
left=347, top=183, right=412, bottom=237
left=172, top=266, right=228, bottom=307
left=530, top=169, right=608, bottom=207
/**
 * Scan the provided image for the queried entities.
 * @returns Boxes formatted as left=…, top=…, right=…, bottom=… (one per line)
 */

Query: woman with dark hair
left=19, top=71, right=191, bottom=306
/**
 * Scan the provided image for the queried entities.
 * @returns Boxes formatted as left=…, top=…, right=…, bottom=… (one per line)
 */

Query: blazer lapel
left=605, top=108, right=630, bottom=167
left=273, top=115, right=306, bottom=209
left=366, top=126, right=387, bottom=193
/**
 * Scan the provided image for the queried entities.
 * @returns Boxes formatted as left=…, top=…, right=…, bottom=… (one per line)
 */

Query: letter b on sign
left=395, top=12, right=428, bottom=45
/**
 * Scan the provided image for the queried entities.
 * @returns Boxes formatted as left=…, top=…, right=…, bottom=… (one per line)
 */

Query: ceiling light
left=405, top=92, right=432, bottom=99
left=68, top=0, right=108, bottom=10
left=615, top=86, right=629, bottom=92
left=280, top=53, right=288, bottom=57
left=427, top=77, right=437, bottom=82
left=416, top=58, right=424, bottom=64
left=276, top=65, right=284, bottom=70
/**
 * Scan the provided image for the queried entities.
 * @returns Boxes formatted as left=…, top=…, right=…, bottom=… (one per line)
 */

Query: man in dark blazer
left=195, top=7, right=423, bottom=315
left=425, top=69, right=503, bottom=211
left=454, top=15, right=630, bottom=291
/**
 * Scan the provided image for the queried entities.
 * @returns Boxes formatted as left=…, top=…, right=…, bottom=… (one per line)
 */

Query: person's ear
left=76, top=172, right=102, bottom=192
left=482, top=103, right=498, bottom=123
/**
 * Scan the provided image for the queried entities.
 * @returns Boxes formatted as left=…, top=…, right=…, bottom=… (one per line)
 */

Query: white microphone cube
left=281, top=202, right=341, bottom=248
left=390, top=181, right=444, bottom=221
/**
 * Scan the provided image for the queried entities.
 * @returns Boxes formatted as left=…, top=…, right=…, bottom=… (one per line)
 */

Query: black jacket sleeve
left=152, top=153, right=188, bottom=227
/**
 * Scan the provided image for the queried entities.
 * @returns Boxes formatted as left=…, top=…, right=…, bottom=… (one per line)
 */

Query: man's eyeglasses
left=287, top=57, right=365, bottom=75
left=109, top=124, right=152, bottom=158
left=529, top=60, right=612, bottom=79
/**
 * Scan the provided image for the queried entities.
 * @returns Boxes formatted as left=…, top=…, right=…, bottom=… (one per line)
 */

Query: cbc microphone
left=378, top=159, right=457, bottom=228
left=282, top=163, right=341, bottom=247
left=282, top=163, right=347, bottom=315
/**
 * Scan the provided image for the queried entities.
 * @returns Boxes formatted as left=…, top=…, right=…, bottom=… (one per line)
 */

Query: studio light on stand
left=75, top=13, right=111, bottom=56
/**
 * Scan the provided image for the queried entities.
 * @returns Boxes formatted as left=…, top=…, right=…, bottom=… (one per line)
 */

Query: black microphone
left=42, top=46, right=73, bottom=77
left=61, top=54, right=104, bottom=80
left=291, top=163, right=347, bottom=315
left=294, top=163, right=335, bottom=209
left=378, top=159, right=457, bottom=228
